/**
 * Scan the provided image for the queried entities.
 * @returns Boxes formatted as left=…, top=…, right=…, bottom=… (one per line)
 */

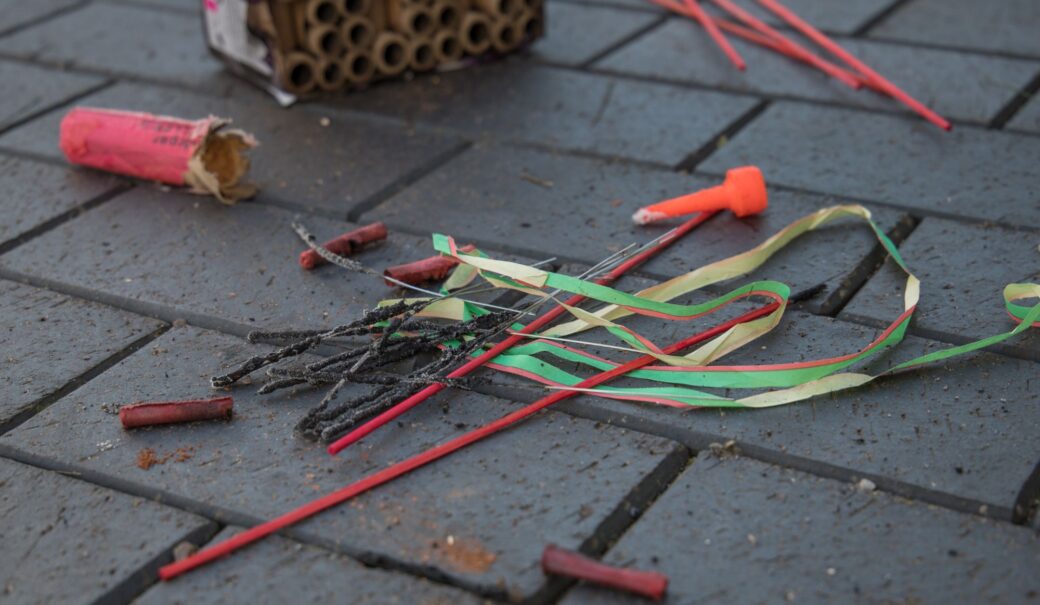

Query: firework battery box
left=203, top=0, right=544, bottom=103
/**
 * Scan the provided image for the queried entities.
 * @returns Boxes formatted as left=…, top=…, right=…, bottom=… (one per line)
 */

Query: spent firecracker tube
left=59, top=107, right=258, bottom=204
left=299, top=222, right=389, bottom=270
left=119, top=397, right=234, bottom=429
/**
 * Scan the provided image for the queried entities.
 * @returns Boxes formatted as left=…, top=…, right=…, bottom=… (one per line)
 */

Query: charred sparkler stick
left=326, top=210, right=719, bottom=455
left=160, top=292, right=774, bottom=581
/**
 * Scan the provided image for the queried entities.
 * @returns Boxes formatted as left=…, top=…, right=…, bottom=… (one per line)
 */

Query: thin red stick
left=681, top=0, right=746, bottom=71
left=709, top=0, right=861, bottom=89
left=755, top=0, right=951, bottom=130
left=542, top=544, right=669, bottom=601
left=326, top=210, right=718, bottom=455
left=159, top=300, right=780, bottom=581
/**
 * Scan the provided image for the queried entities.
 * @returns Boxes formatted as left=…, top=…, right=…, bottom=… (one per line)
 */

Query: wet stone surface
left=868, top=0, right=1040, bottom=57
left=0, top=2, right=223, bottom=85
left=0, top=457, right=213, bottom=604
left=330, top=61, right=759, bottom=165
left=0, top=279, right=163, bottom=430
left=0, top=0, right=80, bottom=35
left=702, top=102, right=1040, bottom=229
left=1, top=325, right=683, bottom=599
left=595, top=20, right=1039, bottom=124
left=478, top=291, right=1040, bottom=517
left=0, top=58, right=103, bottom=133
left=367, top=143, right=903, bottom=313
left=136, top=526, right=486, bottom=605
left=0, top=81, right=462, bottom=216
left=1007, top=95, right=1040, bottom=134
left=561, top=453, right=1040, bottom=605
left=527, top=2, right=661, bottom=66
left=842, top=217, right=1040, bottom=361
left=0, top=187, right=533, bottom=332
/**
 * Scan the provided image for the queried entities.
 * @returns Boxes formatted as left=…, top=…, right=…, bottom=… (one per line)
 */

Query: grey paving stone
left=480, top=289, right=1040, bottom=516
left=136, top=526, right=485, bottom=605
left=0, top=279, right=163, bottom=430
left=550, top=0, right=662, bottom=14
left=527, top=2, right=660, bottom=66
left=0, top=2, right=223, bottom=86
left=869, top=0, right=1040, bottom=58
left=332, top=61, right=759, bottom=165
left=0, top=188, right=514, bottom=331
left=0, top=457, right=213, bottom=605
left=0, top=59, right=104, bottom=132
left=595, top=19, right=1039, bottom=124
left=0, top=154, right=123, bottom=247
left=0, top=81, right=462, bottom=215
left=367, top=143, right=902, bottom=312
left=1007, top=93, right=1040, bottom=134
left=560, top=454, right=1040, bottom=605
left=0, top=0, right=79, bottom=35
left=701, top=102, right=1040, bottom=228
left=1, top=325, right=683, bottom=598
left=842, top=217, right=1040, bottom=361
left=729, top=0, right=897, bottom=34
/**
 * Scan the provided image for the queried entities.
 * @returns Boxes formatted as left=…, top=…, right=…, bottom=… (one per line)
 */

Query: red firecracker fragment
left=541, top=544, right=669, bottom=600
left=383, top=244, right=476, bottom=286
left=119, top=396, right=234, bottom=429
left=60, top=107, right=258, bottom=203
left=299, top=222, right=388, bottom=269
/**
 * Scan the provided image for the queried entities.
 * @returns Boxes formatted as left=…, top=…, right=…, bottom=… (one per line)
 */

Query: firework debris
left=383, top=244, right=476, bottom=286
left=60, top=107, right=257, bottom=203
left=119, top=397, right=234, bottom=429
left=299, top=222, right=388, bottom=270
left=541, top=544, right=669, bottom=601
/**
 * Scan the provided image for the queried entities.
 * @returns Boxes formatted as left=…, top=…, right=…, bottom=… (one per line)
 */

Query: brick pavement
left=0, top=0, right=1037, bottom=603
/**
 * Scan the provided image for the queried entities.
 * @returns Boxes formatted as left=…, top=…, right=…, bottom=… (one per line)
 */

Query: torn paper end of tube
left=59, top=107, right=259, bottom=204
left=632, top=208, right=669, bottom=225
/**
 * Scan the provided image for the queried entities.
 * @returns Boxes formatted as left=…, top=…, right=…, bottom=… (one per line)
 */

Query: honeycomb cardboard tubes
left=372, top=32, right=409, bottom=75
left=341, top=50, right=377, bottom=85
left=269, top=1, right=298, bottom=52
left=316, top=57, right=347, bottom=90
left=490, top=17, right=520, bottom=52
left=343, top=0, right=372, bottom=16
left=473, top=0, right=519, bottom=18
left=513, top=8, right=543, bottom=41
left=409, top=38, right=437, bottom=71
left=279, top=51, right=319, bottom=95
left=341, top=15, right=375, bottom=49
left=432, top=1, right=461, bottom=30
left=432, top=30, right=463, bottom=62
left=387, top=1, right=434, bottom=38
left=460, top=12, right=492, bottom=54
left=305, top=23, right=344, bottom=57
left=303, top=0, right=344, bottom=25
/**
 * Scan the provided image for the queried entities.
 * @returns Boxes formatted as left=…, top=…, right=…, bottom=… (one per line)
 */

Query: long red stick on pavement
left=159, top=299, right=781, bottom=580
left=325, top=210, right=719, bottom=455
left=755, top=0, right=951, bottom=131
left=680, top=0, right=746, bottom=71
left=650, top=0, right=866, bottom=89
left=709, top=16, right=873, bottom=89
left=709, top=0, right=862, bottom=90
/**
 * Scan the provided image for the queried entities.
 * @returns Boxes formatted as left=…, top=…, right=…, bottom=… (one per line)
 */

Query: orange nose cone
left=722, top=166, right=768, bottom=217
left=631, top=165, right=769, bottom=225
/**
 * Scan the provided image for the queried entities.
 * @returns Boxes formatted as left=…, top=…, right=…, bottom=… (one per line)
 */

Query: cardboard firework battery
left=201, top=0, right=544, bottom=102
left=59, top=107, right=258, bottom=204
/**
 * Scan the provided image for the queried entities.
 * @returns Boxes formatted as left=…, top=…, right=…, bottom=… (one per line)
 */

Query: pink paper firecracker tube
left=59, top=107, right=258, bottom=204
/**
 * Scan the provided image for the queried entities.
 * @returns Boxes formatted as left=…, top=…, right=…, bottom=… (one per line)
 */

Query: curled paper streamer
left=402, top=205, right=1038, bottom=409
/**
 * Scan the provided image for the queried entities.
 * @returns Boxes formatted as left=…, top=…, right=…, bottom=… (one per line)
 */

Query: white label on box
left=203, top=0, right=271, bottom=77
